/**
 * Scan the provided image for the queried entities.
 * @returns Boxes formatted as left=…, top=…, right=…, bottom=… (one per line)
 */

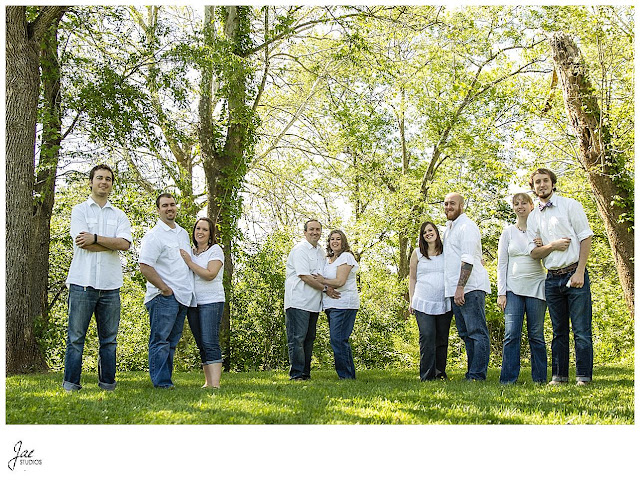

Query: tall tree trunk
left=548, top=32, right=634, bottom=317
left=199, top=6, right=254, bottom=370
left=6, top=6, right=66, bottom=374
left=30, top=16, right=63, bottom=339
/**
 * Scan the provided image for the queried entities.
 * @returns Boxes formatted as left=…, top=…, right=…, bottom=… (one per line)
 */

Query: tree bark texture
left=548, top=32, right=634, bottom=316
left=6, top=6, right=66, bottom=373
left=199, top=6, right=253, bottom=370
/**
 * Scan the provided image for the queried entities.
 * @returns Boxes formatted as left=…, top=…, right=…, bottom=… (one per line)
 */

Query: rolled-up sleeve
left=569, top=199, right=594, bottom=241
left=459, top=224, right=478, bottom=265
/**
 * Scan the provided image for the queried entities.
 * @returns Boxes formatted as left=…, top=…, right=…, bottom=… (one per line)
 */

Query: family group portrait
left=4, top=4, right=635, bottom=478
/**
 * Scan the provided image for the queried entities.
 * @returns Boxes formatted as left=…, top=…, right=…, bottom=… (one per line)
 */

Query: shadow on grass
left=5, top=365, right=634, bottom=425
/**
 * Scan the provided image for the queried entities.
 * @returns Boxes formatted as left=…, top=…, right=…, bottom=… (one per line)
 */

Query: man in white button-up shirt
left=139, top=193, right=195, bottom=388
left=443, top=193, right=491, bottom=381
left=284, top=219, right=337, bottom=380
left=527, top=168, right=594, bottom=386
left=63, top=164, right=132, bottom=392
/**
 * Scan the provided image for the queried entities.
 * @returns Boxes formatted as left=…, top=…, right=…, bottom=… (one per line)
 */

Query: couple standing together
left=409, top=168, right=593, bottom=385
left=63, top=164, right=225, bottom=391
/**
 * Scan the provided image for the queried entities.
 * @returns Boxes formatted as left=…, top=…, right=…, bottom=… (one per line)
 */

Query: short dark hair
left=418, top=221, right=443, bottom=259
left=156, top=193, right=175, bottom=208
left=192, top=217, right=217, bottom=247
left=529, top=168, right=557, bottom=191
left=304, top=219, right=322, bottom=231
left=89, top=164, right=114, bottom=182
left=326, top=229, right=352, bottom=258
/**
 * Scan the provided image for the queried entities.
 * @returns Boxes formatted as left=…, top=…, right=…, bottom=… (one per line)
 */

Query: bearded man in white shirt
left=527, top=168, right=594, bottom=386
left=139, top=193, right=196, bottom=388
left=284, top=219, right=339, bottom=380
left=443, top=193, right=492, bottom=381
left=63, top=164, right=132, bottom=392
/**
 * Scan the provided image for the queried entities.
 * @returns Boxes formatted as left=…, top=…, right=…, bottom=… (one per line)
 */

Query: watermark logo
left=7, top=441, right=43, bottom=472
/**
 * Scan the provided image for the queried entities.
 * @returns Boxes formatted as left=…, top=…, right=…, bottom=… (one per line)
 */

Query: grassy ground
left=5, top=363, right=633, bottom=425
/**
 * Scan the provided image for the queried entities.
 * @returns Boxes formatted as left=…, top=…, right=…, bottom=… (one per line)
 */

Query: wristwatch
left=322, top=285, right=328, bottom=293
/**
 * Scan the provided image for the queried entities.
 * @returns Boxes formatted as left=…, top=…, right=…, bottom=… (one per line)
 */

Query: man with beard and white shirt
left=139, top=193, right=195, bottom=388
left=443, top=193, right=491, bottom=381
left=284, top=219, right=339, bottom=380
left=527, top=168, right=594, bottom=386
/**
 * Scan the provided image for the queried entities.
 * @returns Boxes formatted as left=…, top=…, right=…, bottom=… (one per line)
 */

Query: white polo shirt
left=284, top=239, right=325, bottom=312
left=66, top=197, right=133, bottom=290
left=443, top=213, right=491, bottom=297
left=526, top=194, right=594, bottom=270
left=139, top=220, right=196, bottom=307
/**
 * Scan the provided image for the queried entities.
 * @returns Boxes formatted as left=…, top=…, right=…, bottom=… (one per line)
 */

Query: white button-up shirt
left=526, top=194, right=594, bottom=270
left=443, top=213, right=491, bottom=297
left=139, top=220, right=196, bottom=307
left=284, top=239, right=325, bottom=312
left=66, top=197, right=133, bottom=290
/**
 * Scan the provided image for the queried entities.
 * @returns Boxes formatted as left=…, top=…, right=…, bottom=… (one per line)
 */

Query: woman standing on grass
left=497, top=193, right=547, bottom=384
left=314, top=230, right=359, bottom=380
left=180, top=217, right=224, bottom=388
left=408, top=221, right=452, bottom=381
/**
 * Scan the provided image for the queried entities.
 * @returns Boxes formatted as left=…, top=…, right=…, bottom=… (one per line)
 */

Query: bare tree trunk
left=6, top=6, right=66, bottom=374
left=548, top=32, right=634, bottom=317
left=30, top=17, right=63, bottom=340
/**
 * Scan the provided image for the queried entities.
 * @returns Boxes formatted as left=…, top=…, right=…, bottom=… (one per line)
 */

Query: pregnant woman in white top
left=497, top=193, right=548, bottom=384
left=314, top=229, right=359, bottom=379
left=408, top=221, right=452, bottom=381
left=180, top=217, right=225, bottom=388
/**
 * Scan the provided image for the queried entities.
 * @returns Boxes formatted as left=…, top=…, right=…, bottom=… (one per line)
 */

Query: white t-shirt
left=139, top=220, right=196, bottom=307
left=497, top=225, right=546, bottom=300
left=284, top=239, right=325, bottom=312
left=66, top=197, right=133, bottom=290
left=526, top=194, right=594, bottom=270
left=322, top=252, right=360, bottom=310
left=191, top=244, right=225, bottom=305
left=443, top=213, right=491, bottom=297
left=411, top=251, right=451, bottom=315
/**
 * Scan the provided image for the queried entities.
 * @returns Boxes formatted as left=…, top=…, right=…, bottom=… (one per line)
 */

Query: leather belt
left=548, top=262, right=579, bottom=276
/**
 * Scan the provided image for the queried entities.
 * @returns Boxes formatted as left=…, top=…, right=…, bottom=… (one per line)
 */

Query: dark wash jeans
left=326, top=308, right=357, bottom=379
left=499, top=291, right=547, bottom=384
left=187, top=302, right=224, bottom=364
left=415, top=310, right=453, bottom=380
left=451, top=290, right=490, bottom=380
left=545, top=269, right=593, bottom=382
left=146, top=293, right=188, bottom=387
left=63, top=285, right=121, bottom=391
left=285, top=307, right=319, bottom=379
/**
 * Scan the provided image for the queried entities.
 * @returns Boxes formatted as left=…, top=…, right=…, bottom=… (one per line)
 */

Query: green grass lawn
left=6, top=364, right=633, bottom=424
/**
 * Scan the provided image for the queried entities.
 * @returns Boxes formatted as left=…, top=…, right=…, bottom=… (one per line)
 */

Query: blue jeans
left=500, top=291, right=547, bottom=384
left=415, top=310, right=453, bottom=380
left=187, top=302, right=224, bottom=364
left=145, top=294, right=188, bottom=387
left=326, top=308, right=357, bottom=379
left=451, top=290, right=490, bottom=380
left=545, top=269, right=593, bottom=382
left=285, top=308, right=319, bottom=379
left=63, top=285, right=121, bottom=391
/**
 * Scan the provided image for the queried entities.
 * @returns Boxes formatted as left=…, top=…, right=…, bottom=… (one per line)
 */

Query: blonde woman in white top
left=314, top=230, right=359, bottom=379
left=497, top=193, right=547, bottom=384
left=409, top=221, right=452, bottom=380
left=180, top=217, right=224, bottom=388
